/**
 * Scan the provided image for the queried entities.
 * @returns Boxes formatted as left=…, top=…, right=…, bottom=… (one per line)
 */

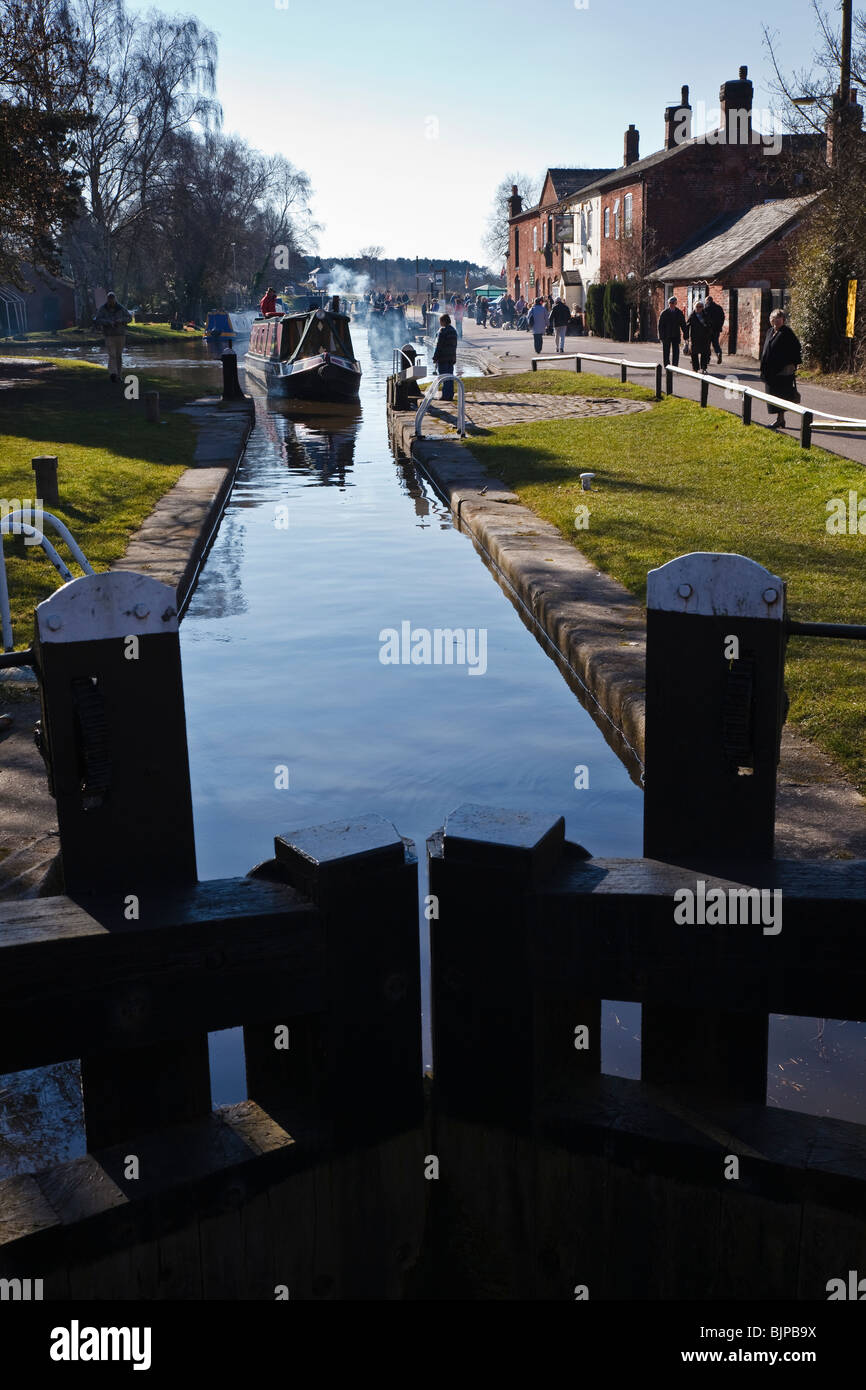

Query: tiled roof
left=547, top=168, right=617, bottom=200
left=646, top=194, right=820, bottom=281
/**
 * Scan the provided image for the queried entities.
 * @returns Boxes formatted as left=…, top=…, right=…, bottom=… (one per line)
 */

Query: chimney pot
left=664, top=87, right=692, bottom=149
left=624, top=123, right=640, bottom=166
left=739, top=65, right=748, bottom=80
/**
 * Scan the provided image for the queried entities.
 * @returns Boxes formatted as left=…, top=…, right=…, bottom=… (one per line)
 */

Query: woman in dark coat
left=760, top=310, right=802, bottom=429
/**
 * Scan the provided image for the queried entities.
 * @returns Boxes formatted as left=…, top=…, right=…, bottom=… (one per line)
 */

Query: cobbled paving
left=423, top=390, right=651, bottom=435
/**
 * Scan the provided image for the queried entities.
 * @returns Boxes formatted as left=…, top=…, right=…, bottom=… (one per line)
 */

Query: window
left=604, top=207, right=610, bottom=238
left=533, top=225, right=538, bottom=251
left=586, top=207, right=593, bottom=240
left=514, top=228, right=519, bottom=265
left=614, top=198, right=620, bottom=240
left=624, top=193, right=633, bottom=237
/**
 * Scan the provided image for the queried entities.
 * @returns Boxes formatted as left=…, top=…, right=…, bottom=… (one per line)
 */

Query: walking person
left=705, top=293, right=726, bottom=364
left=433, top=313, right=458, bottom=401
left=476, top=296, right=488, bottom=326
left=550, top=296, right=571, bottom=353
left=454, top=295, right=465, bottom=339
left=528, top=297, right=550, bottom=355
left=760, top=309, right=802, bottom=430
left=657, top=296, right=688, bottom=368
left=686, top=300, right=712, bottom=373
left=93, top=292, right=132, bottom=382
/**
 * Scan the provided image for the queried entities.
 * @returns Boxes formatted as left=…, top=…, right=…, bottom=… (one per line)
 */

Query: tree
left=0, top=0, right=89, bottom=286
left=483, top=172, right=539, bottom=265
left=358, top=244, right=383, bottom=286
left=764, top=2, right=866, bottom=368
left=59, top=0, right=220, bottom=298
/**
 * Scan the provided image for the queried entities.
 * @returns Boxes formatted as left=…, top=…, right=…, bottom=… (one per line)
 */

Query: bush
left=585, top=284, right=605, bottom=335
left=603, top=280, right=629, bottom=340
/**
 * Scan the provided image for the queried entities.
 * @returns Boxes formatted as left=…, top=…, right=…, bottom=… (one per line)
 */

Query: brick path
left=424, top=390, right=649, bottom=435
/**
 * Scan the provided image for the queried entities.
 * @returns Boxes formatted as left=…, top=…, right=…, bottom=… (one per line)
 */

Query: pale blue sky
left=133, top=0, right=825, bottom=264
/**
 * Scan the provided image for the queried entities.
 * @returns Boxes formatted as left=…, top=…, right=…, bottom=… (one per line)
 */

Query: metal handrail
left=531, top=349, right=866, bottom=447
left=414, top=375, right=466, bottom=437
left=0, top=510, right=93, bottom=653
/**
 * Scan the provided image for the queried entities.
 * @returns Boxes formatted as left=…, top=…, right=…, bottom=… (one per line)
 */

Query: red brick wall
left=508, top=209, right=564, bottom=301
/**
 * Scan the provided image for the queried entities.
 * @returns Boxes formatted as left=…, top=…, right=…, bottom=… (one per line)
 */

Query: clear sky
left=132, top=0, right=824, bottom=266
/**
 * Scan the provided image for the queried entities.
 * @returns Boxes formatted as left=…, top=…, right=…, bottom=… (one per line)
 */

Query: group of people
left=659, top=294, right=803, bottom=428
left=657, top=294, right=726, bottom=372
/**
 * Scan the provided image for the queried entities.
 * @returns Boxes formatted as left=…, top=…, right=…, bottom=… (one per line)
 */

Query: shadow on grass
left=0, top=365, right=198, bottom=471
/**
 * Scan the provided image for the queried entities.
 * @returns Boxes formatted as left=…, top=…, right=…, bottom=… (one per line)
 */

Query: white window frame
left=603, top=207, right=610, bottom=238
left=623, top=193, right=633, bottom=237
left=533, top=225, right=538, bottom=251
left=614, top=198, right=620, bottom=240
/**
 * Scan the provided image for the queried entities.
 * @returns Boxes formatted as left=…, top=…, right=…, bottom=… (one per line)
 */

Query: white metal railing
left=530, top=349, right=866, bottom=448
left=414, top=375, right=466, bottom=437
left=1, top=510, right=94, bottom=653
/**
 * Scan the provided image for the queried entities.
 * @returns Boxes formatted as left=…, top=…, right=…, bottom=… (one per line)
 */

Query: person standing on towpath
left=686, top=300, right=712, bottom=373
left=658, top=296, right=688, bottom=368
left=760, top=309, right=802, bottom=431
left=93, top=293, right=131, bottom=383
left=549, top=296, right=571, bottom=353
left=528, top=297, right=550, bottom=354
left=433, top=313, right=458, bottom=401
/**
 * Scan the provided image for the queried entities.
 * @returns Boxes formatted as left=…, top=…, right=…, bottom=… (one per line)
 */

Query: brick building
left=647, top=195, right=820, bottom=358
left=507, top=166, right=612, bottom=304
left=507, top=65, right=822, bottom=339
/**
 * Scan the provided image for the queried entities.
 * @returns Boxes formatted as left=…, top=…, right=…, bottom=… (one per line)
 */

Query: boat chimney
left=331, top=295, right=340, bottom=313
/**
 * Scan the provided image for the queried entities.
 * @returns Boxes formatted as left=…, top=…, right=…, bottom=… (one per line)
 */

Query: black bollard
left=31, top=455, right=59, bottom=507
left=221, top=350, right=243, bottom=400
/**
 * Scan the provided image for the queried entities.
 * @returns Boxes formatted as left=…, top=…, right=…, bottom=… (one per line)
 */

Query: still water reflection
left=1, top=333, right=863, bottom=1183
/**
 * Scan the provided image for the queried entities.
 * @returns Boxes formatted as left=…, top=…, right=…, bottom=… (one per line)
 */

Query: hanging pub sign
left=554, top=214, right=575, bottom=242
left=528, top=265, right=535, bottom=285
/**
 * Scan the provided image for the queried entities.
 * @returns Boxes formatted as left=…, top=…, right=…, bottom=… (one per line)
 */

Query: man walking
left=528, top=297, right=550, bottom=355
left=93, top=292, right=132, bottom=383
left=476, top=296, right=488, bottom=326
left=705, top=293, right=726, bottom=364
left=433, top=313, right=459, bottom=401
left=686, top=300, right=712, bottom=373
left=657, top=296, right=688, bottom=367
left=550, top=296, right=571, bottom=353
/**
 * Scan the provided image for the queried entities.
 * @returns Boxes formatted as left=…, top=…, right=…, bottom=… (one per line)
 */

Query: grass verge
left=1, top=357, right=199, bottom=644
left=464, top=372, right=866, bottom=793
left=1, top=322, right=200, bottom=351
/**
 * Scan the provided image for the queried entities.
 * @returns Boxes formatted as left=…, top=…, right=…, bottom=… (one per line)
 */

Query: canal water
left=178, top=329, right=644, bottom=1088
left=1, top=332, right=864, bottom=1182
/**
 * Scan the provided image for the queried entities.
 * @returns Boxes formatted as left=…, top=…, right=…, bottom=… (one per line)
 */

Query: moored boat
left=243, top=297, right=361, bottom=402
left=204, top=308, right=257, bottom=342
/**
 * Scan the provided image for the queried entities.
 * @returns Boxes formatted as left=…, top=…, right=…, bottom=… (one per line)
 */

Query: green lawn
left=1, top=322, right=200, bottom=350
left=1, top=358, right=198, bottom=646
left=464, top=372, right=866, bottom=793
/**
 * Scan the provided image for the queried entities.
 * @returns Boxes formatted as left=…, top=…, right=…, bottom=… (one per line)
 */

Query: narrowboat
left=203, top=308, right=257, bottom=342
left=244, top=297, right=361, bottom=402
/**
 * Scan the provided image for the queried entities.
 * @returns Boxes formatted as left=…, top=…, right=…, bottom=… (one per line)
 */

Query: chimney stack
left=719, top=64, right=753, bottom=144
left=826, top=87, right=864, bottom=166
left=664, top=84, right=691, bottom=150
left=508, top=183, right=523, bottom=218
left=623, top=124, right=640, bottom=166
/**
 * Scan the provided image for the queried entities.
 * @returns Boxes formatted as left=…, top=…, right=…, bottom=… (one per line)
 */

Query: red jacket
left=260, top=291, right=277, bottom=317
